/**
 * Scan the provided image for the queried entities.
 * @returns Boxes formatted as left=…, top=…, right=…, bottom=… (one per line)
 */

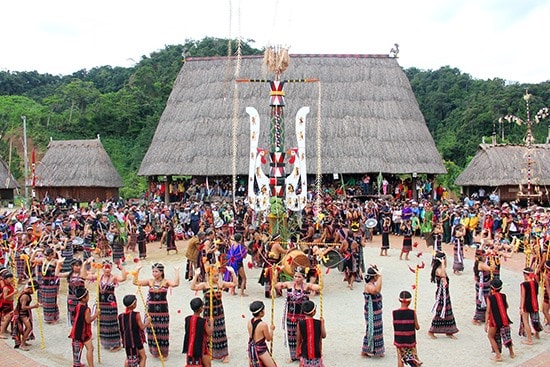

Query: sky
left=1, top=0, right=549, bottom=83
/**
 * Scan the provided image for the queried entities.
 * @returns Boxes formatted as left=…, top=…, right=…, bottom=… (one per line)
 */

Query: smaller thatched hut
left=455, top=143, right=550, bottom=204
left=0, top=158, right=20, bottom=205
left=34, top=138, right=123, bottom=203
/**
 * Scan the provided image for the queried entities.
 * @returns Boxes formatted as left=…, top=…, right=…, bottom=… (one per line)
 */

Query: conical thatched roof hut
left=455, top=143, right=550, bottom=203
left=139, top=54, right=445, bottom=179
left=0, top=158, right=19, bottom=204
left=34, top=138, right=123, bottom=202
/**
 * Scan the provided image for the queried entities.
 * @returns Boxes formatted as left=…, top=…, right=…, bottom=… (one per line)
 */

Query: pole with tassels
left=92, top=262, right=103, bottom=364
left=21, top=254, right=45, bottom=349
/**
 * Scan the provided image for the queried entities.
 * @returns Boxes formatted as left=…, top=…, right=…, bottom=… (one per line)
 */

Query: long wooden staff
left=136, top=283, right=165, bottom=367
left=208, top=267, right=214, bottom=355
left=21, top=254, right=45, bottom=349
left=317, top=265, right=323, bottom=318
left=93, top=263, right=103, bottom=364
left=270, top=264, right=276, bottom=353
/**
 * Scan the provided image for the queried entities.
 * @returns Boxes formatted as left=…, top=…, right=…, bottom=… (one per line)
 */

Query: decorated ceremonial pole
left=22, top=254, right=45, bottom=349
left=499, top=90, right=549, bottom=206
left=409, top=261, right=425, bottom=311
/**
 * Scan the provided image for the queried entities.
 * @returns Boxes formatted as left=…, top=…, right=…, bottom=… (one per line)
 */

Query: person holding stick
left=392, top=290, right=422, bottom=367
left=118, top=294, right=150, bottom=367
left=247, top=300, right=276, bottom=367
left=190, top=264, right=237, bottom=363
left=296, top=300, right=326, bottom=367
left=12, top=280, right=41, bottom=350
left=275, top=266, right=321, bottom=362
left=69, top=287, right=98, bottom=367
left=134, top=262, right=180, bottom=359
left=485, top=279, right=515, bottom=362
left=183, top=297, right=213, bottom=367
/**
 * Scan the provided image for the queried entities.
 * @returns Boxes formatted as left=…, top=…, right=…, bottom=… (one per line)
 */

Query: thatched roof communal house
left=139, top=54, right=445, bottom=197
left=34, top=138, right=123, bottom=203
left=0, top=158, right=19, bottom=205
left=455, top=143, right=550, bottom=204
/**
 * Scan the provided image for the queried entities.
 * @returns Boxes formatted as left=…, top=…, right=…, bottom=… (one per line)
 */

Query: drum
left=365, top=218, right=377, bottom=228
left=320, top=249, right=342, bottom=269
left=282, top=249, right=311, bottom=275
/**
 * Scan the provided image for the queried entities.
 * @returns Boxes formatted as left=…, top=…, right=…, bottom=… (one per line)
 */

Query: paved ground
left=1, top=234, right=549, bottom=366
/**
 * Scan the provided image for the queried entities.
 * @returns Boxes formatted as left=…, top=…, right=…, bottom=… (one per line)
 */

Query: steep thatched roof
left=0, top=158, right=19, bottom=189
left=139, top=54, right=445, bottom=176
left=455, top=144, right=550, bottom=186
left=35, top=138, right=123, bottom=187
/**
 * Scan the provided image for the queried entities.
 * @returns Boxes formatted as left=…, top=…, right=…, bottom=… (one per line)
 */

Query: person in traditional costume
left=259, top=233, right=287, bottom=298
left=472, top=250, right=494, bottom=325
left=190, top=265, right=237, bottom=363
left=400, top=220, right=413, bottom=261
left=69, top=287, right=98, bottom=367
left=31, top=247, right=60, bottom=324
left=275, top=266, right=320, bottom=362
left=542, top=260, right=550, bottom=332
left=95, top=259, right=127, bottom=351
left=362, top=266, right=385, bottom=358
left=485, top=279, right=515, bottom=362
left=0, top=272, right=16, bottom=337
left=182, top=297, right=213, bottom=367
left=519, top=267, right=543, bottom=344
left=380, top=217, right=391, bottom=257
left=296, top=300, right=326, bottom=367
left=12, top=280, right=40, bottom=350
left=451, top=224, right=466, bottom=274
left=56, top=257, right=88, bottom=324
left=118, top=294, right=150, bottom=367
left=247, top=300, right=276, bottom=367
left=134, top=262, right=180, bottom=359
left=185, top=231, right=205, bottom=280
left=392, top=290, right=422, bottom=367
left=428, top=252, right=459, bottom=339
left=227, top=232, right=248, bottom=296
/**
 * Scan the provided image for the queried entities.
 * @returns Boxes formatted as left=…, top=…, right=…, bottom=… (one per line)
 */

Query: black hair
left=190, top=297, right=204, bottom=312
left=430, top=252, right=446, bottom=283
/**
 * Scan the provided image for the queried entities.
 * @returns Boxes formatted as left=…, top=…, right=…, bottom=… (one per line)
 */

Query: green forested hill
left=0, top=37, right=549, bottom=197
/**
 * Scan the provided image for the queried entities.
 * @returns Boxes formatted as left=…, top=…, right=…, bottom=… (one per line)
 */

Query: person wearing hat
left=69, top=287, right=98, bottom=367
left=247, top=300, right=275, bottom=367
left=190, top=264, right=237, bottom=363
left=183, top=297, right=213, bottom=367
left=485, top=278, right=515, bottom=362
left=12, top=280, right=40, bottom=350
left=519, top=267, right=543, bottom=344
left=296, top=300, right=326, bottom=366
left=0, top=272, right=16, bottom=338
left=118, top=294, right=150, bottom=367
left=392, top=290, right=422, bottom=367
left=362, top=265, right=385, bottom=358
left=428, top=252, right=459, bottom=339
left=275, top=267, right=321, bottom=362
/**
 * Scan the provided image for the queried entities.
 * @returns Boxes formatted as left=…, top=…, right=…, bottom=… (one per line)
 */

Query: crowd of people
left=0, top=185, right=548, bottom=366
